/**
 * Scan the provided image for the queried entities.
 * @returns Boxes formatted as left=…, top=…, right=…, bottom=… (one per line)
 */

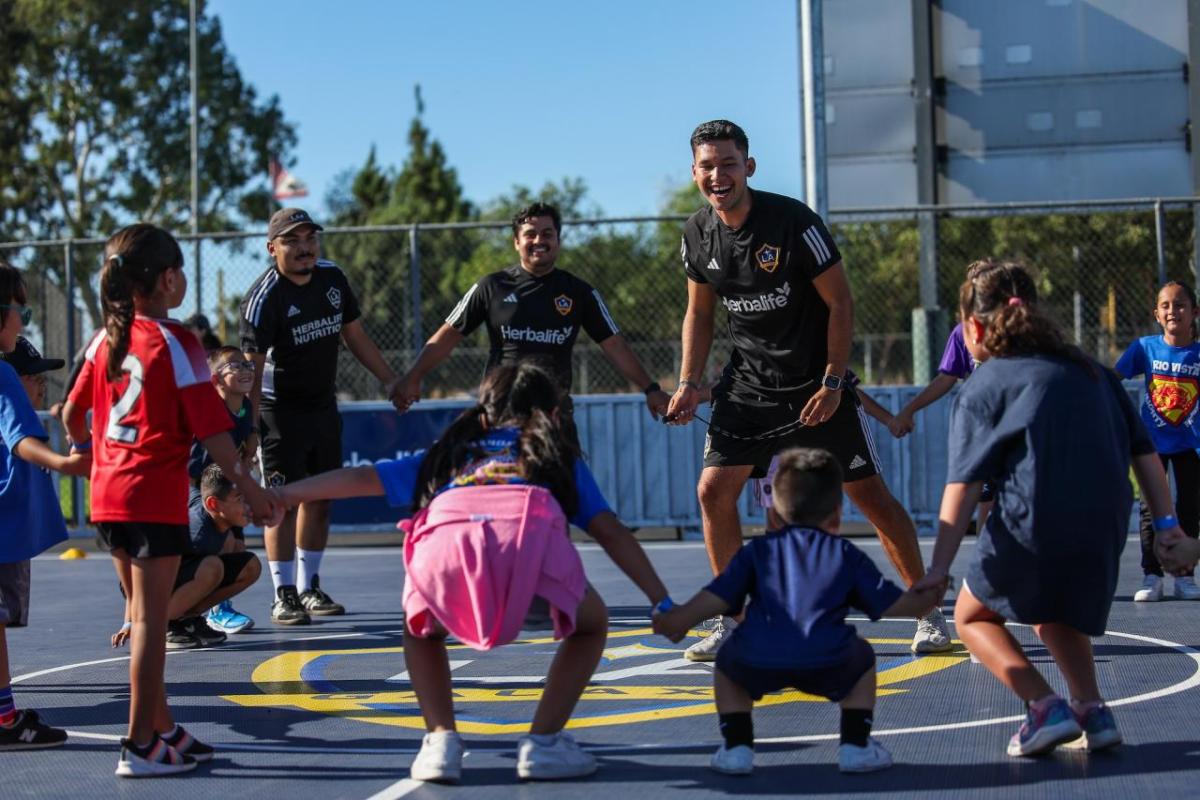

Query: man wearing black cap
left=241, top=208, right=402, bottom=625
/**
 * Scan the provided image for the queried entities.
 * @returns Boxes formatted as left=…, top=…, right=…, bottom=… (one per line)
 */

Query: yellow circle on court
left=223, top=627, right=970, bottom=735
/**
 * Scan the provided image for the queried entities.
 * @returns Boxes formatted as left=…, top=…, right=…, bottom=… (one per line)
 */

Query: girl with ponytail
left=277, top=360, right=670, bottom=784
left=62, top=224, right=279, bottom=778
left=913, top=261, right=1189, bottom=758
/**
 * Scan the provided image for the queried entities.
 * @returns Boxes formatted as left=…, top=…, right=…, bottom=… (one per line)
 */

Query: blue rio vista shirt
left=1116, top=335, right=1200, bottom=455
left=0, top=361, right=68, bottom=563
left=373, top=427, right=611, bottom=530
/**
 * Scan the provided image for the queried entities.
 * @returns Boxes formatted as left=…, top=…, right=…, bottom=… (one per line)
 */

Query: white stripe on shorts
left=855, top=403, right=883, bottom=473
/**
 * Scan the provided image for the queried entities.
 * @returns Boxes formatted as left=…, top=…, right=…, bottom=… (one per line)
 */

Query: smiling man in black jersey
left=395, top=202, right=671, bottom=416
left=241, top=208, right=401, bottom=626
left=666, top=120, right=951, bottom=660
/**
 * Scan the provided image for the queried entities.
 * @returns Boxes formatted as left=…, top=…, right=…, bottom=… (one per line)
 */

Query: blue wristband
left=653, top=597, right=675, bottom=614
left=70, top=439, right=92, bottom=452
left=1153, top=514, right=1179, bottom=532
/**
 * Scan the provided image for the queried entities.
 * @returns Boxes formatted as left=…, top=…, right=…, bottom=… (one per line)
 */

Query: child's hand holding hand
left=62, top=449, right=91, bottom=476
left=652, top=608, right=687, bottom=643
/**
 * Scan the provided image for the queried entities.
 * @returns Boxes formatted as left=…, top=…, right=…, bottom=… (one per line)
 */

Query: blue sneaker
left=207, top=600, right=254, bottom=634
left=1006, top=697, right=1082, bottom=757
left=1066, top=703, right=1122, bottom=752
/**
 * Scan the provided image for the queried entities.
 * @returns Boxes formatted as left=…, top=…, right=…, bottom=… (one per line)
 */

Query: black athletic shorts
left=703, top=379, right=880, bottom=482
left=716, top=635, right=875, bottom=702
left=174, top=552, right=257, bottom=591
left=259, top=404, right=344, bottom=487
left=96, top=522, right=192, bottom=559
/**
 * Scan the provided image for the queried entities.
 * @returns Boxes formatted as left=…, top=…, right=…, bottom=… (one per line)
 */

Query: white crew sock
left=297, top=547, right=324, bottom=593
left=269, top=560, right=296, bottom=594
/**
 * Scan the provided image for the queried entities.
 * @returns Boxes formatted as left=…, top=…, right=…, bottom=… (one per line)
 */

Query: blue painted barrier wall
left=57, top=382, right=1145, bottom=537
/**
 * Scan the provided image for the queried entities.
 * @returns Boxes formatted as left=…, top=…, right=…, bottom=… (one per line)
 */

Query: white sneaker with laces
left=410, top=731, right=464, bottom=783
left=911, top=608, right=953, bottom=654
left=710, top=744, right=754, bottom=775
left=838, top=737, right=893, bottom=773
left=1174, top=576, right=1200, bottom=600
left=1134, top=574, right=1163, bottom=602
left=684, top=616, right=737, bottom=662
left=516, top=731, right=596, bottom=780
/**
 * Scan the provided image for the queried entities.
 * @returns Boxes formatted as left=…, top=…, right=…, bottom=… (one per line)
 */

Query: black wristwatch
left=643, top=381, right=662, bottom=397
left=821, top=373, right=844, bottom=391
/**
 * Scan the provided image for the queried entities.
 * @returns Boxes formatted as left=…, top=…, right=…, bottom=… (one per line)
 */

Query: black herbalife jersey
left=446, top=265, right=620, bottom=389
left=681, top=190, right=842, bottom=392
left=240, top=259, right=362, bottom=410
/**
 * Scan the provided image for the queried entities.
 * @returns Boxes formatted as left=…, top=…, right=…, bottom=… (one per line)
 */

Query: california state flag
left=270, top=159, right=308, bottom=201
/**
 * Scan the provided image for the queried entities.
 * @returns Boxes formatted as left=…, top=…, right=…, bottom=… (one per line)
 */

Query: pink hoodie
left=400, top=483, right=588, bottom=650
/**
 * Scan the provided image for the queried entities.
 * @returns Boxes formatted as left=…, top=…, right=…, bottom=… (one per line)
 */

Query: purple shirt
left=938, top=323, right=976, bottom=379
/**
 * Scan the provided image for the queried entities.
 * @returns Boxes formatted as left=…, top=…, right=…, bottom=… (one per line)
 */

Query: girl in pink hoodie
left=277, top=361, right=670, bottom=784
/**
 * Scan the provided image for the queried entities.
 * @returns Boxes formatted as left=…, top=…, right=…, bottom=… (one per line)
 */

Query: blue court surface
left=6, top=537, right=1200, bottom=799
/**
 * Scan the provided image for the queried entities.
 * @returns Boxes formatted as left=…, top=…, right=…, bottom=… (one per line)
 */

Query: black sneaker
left=298, top=575, right=345, bottom=616
left=166, top=618, right=201, bottom=650
left=0, top=709, right=67, bottom=750
left=271, top=585, right=311, bottom=626
left=161, top=724, right=215, bottom=762
left=179, top=616, right=227, bottom=648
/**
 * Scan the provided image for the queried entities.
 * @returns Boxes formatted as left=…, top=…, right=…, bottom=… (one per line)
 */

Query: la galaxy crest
left=554, top=294, right=574, bottom=316
left=755, top=244, right=781, bottom=273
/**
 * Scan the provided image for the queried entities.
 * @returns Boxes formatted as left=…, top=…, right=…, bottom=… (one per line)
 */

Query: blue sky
left=210, top=0, right=804, bottom=221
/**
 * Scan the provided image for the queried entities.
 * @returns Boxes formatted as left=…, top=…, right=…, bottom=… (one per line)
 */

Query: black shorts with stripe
left=702, top=380, right=881, bottom=482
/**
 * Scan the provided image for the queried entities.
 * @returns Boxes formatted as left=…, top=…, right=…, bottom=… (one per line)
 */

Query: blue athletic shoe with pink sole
left=1065, top=703, right=1122, bottom=752
left=1006, top=697, right=1082, bottom=757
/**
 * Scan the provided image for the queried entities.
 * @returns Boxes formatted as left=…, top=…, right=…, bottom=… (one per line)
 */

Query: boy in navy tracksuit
left=654, top=447, right=940, bottom=775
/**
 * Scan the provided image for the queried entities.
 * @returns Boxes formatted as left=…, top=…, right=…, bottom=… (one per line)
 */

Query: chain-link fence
left=3, top=197, right=1197, bottom=400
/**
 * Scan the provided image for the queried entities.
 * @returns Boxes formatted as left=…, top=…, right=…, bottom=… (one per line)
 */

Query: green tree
left=0, top=0, right=296, bottom=320
left=324, top=88, right=475, bottom=376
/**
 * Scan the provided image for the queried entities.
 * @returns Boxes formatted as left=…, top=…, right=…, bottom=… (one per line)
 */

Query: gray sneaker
left=912, top=608, right=953, bottom=654
left=684, top=616, right=737, bottom=662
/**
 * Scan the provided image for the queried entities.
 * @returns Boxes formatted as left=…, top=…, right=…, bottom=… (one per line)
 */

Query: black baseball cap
left=3, top=336, right=65, bottom=376
left=268, top=207, right=323, bottom=240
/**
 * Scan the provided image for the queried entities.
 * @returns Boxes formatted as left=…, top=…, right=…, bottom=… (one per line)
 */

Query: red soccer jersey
left=68, top=317, right=233, bottom=524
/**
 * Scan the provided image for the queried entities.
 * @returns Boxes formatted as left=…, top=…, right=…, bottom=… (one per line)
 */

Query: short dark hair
left=771, top=448, right=843, bottom=527
left=0, top=258, right=28, bottom=307
left=200, top=463, right=235, bottom=502
left=511, top=203, right=562, bottom=238
left=690, top=120, right=750, bottom=157
left=208, top=345, right=244, bottom=369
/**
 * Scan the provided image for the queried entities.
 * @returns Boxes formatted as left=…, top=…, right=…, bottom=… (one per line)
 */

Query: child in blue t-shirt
left=275, top=361, right=670, bottom=784
left=1115, top=280, right=1200, bottom=601
left=0, top=264, right=91, bottom=752
left=654, top=447, right=939, bottom=776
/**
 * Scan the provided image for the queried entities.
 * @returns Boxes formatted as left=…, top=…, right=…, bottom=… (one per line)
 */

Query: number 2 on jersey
left=107, top=354, right=144, bottom=444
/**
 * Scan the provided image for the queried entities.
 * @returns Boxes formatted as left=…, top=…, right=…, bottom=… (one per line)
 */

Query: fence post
left=64, top=240, right=82, bottom=530
left=408, top=225, right=424, bottom=357
left=1154, top=200, right=1167, bottom=286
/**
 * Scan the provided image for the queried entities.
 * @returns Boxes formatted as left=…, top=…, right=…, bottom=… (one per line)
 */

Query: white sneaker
left=1174, top=576, right=1200, bottom=600
left=710, top=744, right=754, bottom=775
left=838, top=737, right=893, bottom=773
left=911, top=608, right=953, bottom=654
left=516, top=731, right=596, bottom=780
left=684, top=616, right=737, bottom=662
left=410, top=731, right=464, bottom=783
left=1134, top=575, right=1164, bottom=602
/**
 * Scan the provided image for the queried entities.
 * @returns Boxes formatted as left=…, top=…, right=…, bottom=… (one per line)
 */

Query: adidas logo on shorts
left=706, top=258, right=720, bottom=271
left=503, top=293, right=518, bottom=303
left=848, top=455, right=867, bottom=470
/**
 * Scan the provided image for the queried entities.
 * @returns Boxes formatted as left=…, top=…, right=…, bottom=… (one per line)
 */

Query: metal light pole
left=190, top=0, right=202, bottom=314
left=799, top=0, right=828, bottom=219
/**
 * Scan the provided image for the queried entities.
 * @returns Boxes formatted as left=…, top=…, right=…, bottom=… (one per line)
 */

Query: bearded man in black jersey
left=395, top=202, right=671, bottom=416
left=666, top=120, right=951, bottom=660
left=241, top=208, right=402, bottom=626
